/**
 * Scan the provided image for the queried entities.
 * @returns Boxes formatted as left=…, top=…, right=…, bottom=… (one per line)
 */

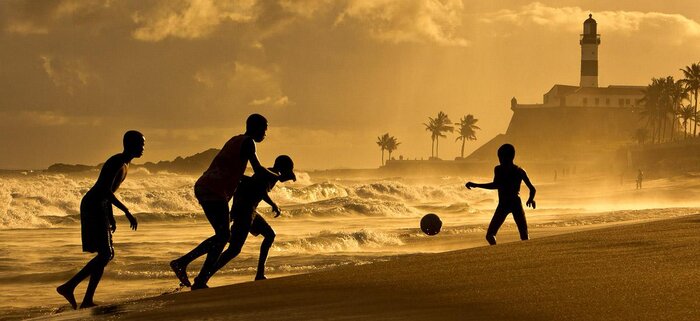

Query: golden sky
left=1, top=0, right=699, bottom=169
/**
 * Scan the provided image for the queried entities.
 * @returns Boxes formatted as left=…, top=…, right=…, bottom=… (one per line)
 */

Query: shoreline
left=26, top=213, right=700, bottom=321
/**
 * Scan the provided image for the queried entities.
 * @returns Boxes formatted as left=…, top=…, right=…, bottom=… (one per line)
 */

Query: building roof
left=548, top=84, right=579, bottom=96
left=572, top=85, right=645, bottom=96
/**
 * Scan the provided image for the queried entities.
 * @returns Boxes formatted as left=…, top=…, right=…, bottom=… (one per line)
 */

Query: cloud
left=194, top=62, right=291, bottom=108
left=39, top=55, right=95, bottom=95
left=5, top=20, right=49, bottom=35
left=481, top=2, right=700, bottom=45
left=335, top=0, right=469, bottom=47
left=131, top=0, right=471, bottom=46
left=278, top=0, right=334, bottom=19
left=131, top=0, right=256, bottom=41
left=228, top=63, right=291, bottom=107
left=249, top=96, right=290, bottom=107
left=0, top=110, right=102, bottom=127
left=3, top=0, right=112, bottom=35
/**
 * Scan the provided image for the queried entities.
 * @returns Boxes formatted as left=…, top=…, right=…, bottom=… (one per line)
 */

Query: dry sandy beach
left=30, top=214, right=699, bottom=321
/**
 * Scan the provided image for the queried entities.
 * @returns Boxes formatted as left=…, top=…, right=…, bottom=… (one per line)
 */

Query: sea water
left=1, top=169, right=699, bottom=319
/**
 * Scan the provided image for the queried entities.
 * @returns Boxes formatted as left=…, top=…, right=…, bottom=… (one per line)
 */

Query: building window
left=606, top=98, right=610, bottom=105
left=595, top=98, right=600, bottom=106
left=583, top=98, right=588, bottom=105
left=625, top=99, right=630, bottom=105
left=619, top=98, right=624, bottom=106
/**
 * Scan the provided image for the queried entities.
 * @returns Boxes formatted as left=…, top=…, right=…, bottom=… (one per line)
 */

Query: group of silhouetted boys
left=58, top=113, right=536, bottom=309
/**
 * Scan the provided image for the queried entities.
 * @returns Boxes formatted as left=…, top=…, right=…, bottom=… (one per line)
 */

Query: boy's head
left=123, top=130, right=145, bottom=158
left=246, top=114, right=268, bottom=143
left=273, top=155, right=296, bottom=182
left=497, top=144, right=515, bottom=165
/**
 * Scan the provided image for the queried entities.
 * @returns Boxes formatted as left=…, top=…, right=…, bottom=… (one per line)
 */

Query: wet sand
left=34, top=214, right=700, bottom=321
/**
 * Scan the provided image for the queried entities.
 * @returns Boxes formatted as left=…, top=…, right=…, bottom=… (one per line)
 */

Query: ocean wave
left=273, top=229, right=405, bottom=253
left=0, top=173, right=483, bottom=229
left=283, top=197, right=416, bottom=217
left=272, top=182, right=350, bottom=204
left=276, top=180, right=475, bottom=205
left=352, top=181, right=468, bottom=203
left=530, top=208, right=700, bottom=228
left=0, top=173, right=200, bottom=229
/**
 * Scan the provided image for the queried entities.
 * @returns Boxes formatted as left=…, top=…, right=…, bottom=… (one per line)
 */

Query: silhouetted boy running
left=57, top=131, right=143, bottom=309
left=466, top=144, right=536, bottom=245
left=209, top=155, right=296, bottom=282
left=170, top=114, right=278, bottom=290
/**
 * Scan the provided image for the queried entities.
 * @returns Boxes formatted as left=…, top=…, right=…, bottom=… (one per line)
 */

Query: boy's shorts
left=229, top=205, right=274, bottom=245
left=80, top=194, right=114, bottom=257
left=248, top=213, right=272, bottom=237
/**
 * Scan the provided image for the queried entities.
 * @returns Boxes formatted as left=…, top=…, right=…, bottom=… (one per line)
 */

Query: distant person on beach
left=465, top=144, right=536, bottom=245
left=170, top=114, right=278, bottom=290
left=636, top=169, right=644, bottom=189
left=57, top=131, right=144, bottom=309
left=208, top=155, right=296, bottom=282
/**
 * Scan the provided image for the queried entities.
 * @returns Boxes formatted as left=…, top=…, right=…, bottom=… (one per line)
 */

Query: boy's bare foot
left=170, top=260, right=191, bottom=287
left=191, top=282, right=209, bottom=291
left=79, top=301, right=98, bottom=309
left=255, top=275, right=267, bottom=281
left=56, top=284, right=77, bottom=310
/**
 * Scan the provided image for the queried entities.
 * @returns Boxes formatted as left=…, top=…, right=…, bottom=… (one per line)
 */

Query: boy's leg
left=79, top=249, right=113, bottom=308
left=512, top=202, right=529, bottom=241
left=175, top=201, right=230, bottom=264
left=211, top=215, right=253, bottom=275
left=486, top=205, right=509, bottom=245
left=57, top=250, right=111, bottom=310
left=250, top=215, right=275, bottom=280
left=185, top=201, right=231, bottom=289
left=59, top=222, right=113, bottom=309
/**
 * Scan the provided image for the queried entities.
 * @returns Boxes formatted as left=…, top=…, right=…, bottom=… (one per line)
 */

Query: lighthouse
left=580, top=14, right=600, bottom=87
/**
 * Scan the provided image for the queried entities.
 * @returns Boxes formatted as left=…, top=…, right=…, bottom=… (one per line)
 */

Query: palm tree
left=633, top=128, right=649, bottom=145
left=455, top=114, right=480, bottom=158
left=376, top=133, right=391, bottom=166
left=680, top=62, right=700, bottom=136
left=430, top=111, right=453, bottom=159
left=423, top=118, right=438, bottom=158
left=661, top=76, right=687, bottom=142
left=386, top=136, right=400, bottom=161
left=679, top=104, right=696, bottom=139
left=640, top=78, right=663, bottom=143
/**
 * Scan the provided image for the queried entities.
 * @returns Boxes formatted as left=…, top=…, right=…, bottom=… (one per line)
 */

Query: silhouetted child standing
left=209, top=155, right=296, bottom=282
left=57, top=131, right=144, bottom=309
left=466, top=144, right=536, bottom=245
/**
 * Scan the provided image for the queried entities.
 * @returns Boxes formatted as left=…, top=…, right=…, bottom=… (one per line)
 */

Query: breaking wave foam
left=2, top=173, right=488, bottom=229
left=274, top=229, right=405, bottom=253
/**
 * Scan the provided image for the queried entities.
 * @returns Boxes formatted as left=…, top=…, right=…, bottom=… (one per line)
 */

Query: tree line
left=376, top=112, right=480, bottom=166
left=637, top=62, right=700, bottom=144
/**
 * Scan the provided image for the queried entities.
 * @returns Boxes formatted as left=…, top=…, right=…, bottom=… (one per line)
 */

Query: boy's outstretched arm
left=242, top=138, right=279, bottom=179
left=523, top=171, right=536, bottom=209
left=466, top=167, right=500, bottom=190
left=262, top=193, right=281, bottom=217
left=465, top=181, right=498, bottom=190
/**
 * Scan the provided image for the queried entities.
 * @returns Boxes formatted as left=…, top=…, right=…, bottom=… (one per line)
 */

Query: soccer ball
left=420, top=213, right=442, bottom=236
